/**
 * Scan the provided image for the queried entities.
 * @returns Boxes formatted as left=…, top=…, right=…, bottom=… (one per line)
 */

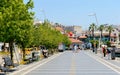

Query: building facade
left=65, top=26, right=82, bottom=36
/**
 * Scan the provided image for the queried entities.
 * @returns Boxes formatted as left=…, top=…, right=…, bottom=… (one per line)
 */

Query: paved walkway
left=0, top=50, right=120, bottom=75
left=85, top=50, right=120, bottom=73
left=21, top=51, right=120, bottom=75
left=9, top=53, right=63, bottom=75
left=16, top=50, right=120, bottom=75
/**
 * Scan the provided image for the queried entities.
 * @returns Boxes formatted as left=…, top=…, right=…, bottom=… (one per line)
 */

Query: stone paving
left=85, top=50, right=120, bottom=72
left=0, top=50, right=120, bottom=75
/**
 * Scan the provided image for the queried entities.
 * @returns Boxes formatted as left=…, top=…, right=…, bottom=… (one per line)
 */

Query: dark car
left=115, top=48, right=120, bottom=57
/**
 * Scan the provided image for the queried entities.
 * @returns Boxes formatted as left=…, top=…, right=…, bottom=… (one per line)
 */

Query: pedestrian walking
left=82, top=44, right=85, bottom=50
left=102, top=45, right=106, bottom=57
left=77, top=45, right=80, bottom=52
left=107, top=47, right=111, bottom=59
left=73, top=45, right=78, bottom=53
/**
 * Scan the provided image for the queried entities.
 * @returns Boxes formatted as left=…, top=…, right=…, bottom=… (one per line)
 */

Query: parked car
left=115, top=48, right=120, bottom=53
left=58, top=43, right=64, bottom=52
left=115, top=47, right=120, bottom=57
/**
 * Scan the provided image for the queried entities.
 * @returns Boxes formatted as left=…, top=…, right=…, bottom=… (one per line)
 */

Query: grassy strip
left=0, top=51, right=9, bottom=56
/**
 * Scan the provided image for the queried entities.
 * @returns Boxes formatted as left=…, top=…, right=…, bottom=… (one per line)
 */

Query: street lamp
left=88, top=13, right=99, bottom=26
left=88, top=13, right=101, bottom=53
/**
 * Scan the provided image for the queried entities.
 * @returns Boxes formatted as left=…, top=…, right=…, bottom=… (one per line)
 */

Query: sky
left=26, top=0, right=120, bottom=30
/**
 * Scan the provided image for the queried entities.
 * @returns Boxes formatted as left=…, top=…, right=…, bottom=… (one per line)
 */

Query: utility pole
left=88, top=13, right=100, bottom=54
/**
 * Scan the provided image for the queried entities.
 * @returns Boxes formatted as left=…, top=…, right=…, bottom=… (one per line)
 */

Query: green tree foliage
left=89, top=23, right=97, bottom=40
left=90, top=40, right=99, bottom=48
left=105, top=41, right=111, bottom=47
left=63, top=36, right=71, bottom=47
left=98, top=24, right=105, bottom=39
left=0, top=0, right=34, bottom=60
left=106, top=25, right=114, bottom=41
left=33, top=20, right=71, bottom=49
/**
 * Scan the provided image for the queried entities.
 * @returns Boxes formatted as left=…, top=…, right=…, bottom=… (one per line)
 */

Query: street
left=22, top=50, right=119, bottom=75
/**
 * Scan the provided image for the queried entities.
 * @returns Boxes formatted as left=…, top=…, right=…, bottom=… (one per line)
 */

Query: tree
left=89, top=23, right=97, bottom=40
left=32, top=20, right=71, bottom=50
left=0, top=0, right=34, bottom=60
left=106, top=25, right=114, bottom=41
left=62, top=35, right=71, bottom=47
left=98, top=24, right=105, bottom=41
left=90, top=39, right=99, bottom=53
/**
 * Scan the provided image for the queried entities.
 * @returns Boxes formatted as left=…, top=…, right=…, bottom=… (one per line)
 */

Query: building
left=55, top=26, right=65, bottom=34
left=65, top=26, right=82, bottom=36
left=86, top=25, right=120, bottom=47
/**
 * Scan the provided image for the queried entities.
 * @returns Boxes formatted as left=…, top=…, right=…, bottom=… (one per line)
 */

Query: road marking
left=70, top=54, right=76, bottom=75
left=85, top=51, right=120, bottom=74
left=35, top=68, right=112, bottom=71
left=26, top=71, right=116, bottom=74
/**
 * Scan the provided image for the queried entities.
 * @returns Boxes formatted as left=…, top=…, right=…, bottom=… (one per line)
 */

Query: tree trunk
left=21, top=43, right=26, bottom=60
left=9, top=42, right=13, bottom=61
left=109, top=32, right=111, bottom=41
left=101, top=31, right=103, bottom=40
left=92, top=30, right=95, bottom=40
left=1, top=42, right=6, bottom=52
left=101, top=31, right=103, bottom=39
left=22, top=47, right=25, bottom=60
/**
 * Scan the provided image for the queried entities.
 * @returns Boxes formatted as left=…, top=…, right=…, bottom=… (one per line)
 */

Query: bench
left=32, top=51, right=39, bottom=61
left=2, top=56, right=19, bottom=68
left=24, top=54, right=33, bottom=64
left=0, top=65, right=9, bottom=72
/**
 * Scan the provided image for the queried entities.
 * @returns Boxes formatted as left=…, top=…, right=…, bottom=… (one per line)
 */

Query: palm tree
left=98, top=25, right=105, bottom=41
left=106, top=25, right=114, bottom=41
left=89, top=23, right=97, bottom=40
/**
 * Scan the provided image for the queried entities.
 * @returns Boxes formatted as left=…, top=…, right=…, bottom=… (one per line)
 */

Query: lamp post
left=88, top=13, right=99, bottom=27
left=88, top=13, right=100, bottom=54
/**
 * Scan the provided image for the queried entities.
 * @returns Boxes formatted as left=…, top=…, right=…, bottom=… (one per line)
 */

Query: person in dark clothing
left=102, top=46, right=106, bottom=57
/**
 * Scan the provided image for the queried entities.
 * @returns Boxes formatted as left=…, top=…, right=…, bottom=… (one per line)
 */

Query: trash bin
left=111, top=46, right=116, bottom=60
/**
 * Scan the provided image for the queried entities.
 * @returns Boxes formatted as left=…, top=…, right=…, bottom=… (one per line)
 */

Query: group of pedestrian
left=73, top=44, right=80, bottom=53
left=102, top=45, right=111, bottom=59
